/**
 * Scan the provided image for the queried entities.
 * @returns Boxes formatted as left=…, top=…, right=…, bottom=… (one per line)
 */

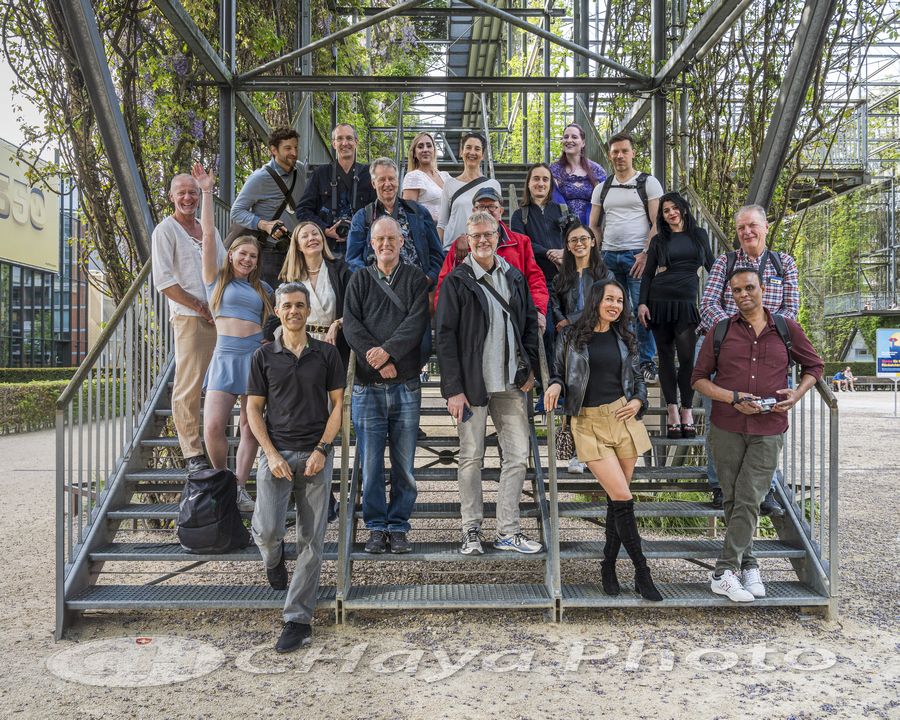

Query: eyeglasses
left=467, top=232, right=497, bottom=241
left=567, top=235, right=592, bottom=245
left=475, top=203, right=500, bottom=211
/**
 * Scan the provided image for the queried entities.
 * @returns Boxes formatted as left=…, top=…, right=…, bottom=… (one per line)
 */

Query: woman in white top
left=278, top=221, right=351, bottom=371
left=437, top=132, right=501, bottom=251
left=401, top=132, right=450, bottom=222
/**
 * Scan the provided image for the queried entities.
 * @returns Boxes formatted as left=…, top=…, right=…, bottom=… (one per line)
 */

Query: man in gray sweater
left=342, top=216, right=429, bottom=554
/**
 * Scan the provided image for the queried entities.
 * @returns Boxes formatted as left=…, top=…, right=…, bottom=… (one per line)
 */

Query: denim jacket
left=549, top=325, right=648, bottom=418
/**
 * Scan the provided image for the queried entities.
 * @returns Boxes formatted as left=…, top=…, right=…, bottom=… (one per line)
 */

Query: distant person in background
left=151, top=172, right=224, bottom=476
left=843, top=366, right=856, bottom=392
left=437, top=132, right=501, bottom=252
left=402, top=132, right=451, bottom=222
left=831, top=370, right=846, bottom=392
left=196, top=164, right=273, bottom=513
left=637, top=192, right=714, bottom=439
left=550, top=123, right=606, bottom=227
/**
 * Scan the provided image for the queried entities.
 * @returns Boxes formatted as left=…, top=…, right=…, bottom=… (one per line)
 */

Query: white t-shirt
left=437, top=176, right=502, bottom=251
left=402, top=169, right=451, bottom=222
left=590, top=171, right=664, bottom=251
left=151, top=215, right=225, bottom=318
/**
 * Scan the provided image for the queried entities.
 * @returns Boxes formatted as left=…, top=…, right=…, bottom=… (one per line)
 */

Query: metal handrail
left=336, top=352, right=357, bottom=611
left=537, top=337, right=561, bottom=608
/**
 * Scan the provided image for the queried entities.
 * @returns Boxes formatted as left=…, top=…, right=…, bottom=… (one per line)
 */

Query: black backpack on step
left=177, top=468, right=250, bottom=554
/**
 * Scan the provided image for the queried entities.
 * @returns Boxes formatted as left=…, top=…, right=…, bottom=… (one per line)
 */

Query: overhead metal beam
left=334, top=6, right=565, bottom=17
left=59, top=0, right=154, bottom=261
left=241, top=0, right=428, bottom=80
left=153, top=0, right=269, bottom=141
left=458, top=0, right=650, bottom=82
left=612, top=0, right=753, bottom=137
left=747, top=0, right=839, bottom=209
left=239, top=75, right=650, bottom=93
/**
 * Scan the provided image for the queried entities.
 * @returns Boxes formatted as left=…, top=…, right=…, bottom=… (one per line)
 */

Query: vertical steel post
left=543, top=8, right=551, bottom=162
left=218, top=0, right=236, bottom=205
left=651, top=0, right=667, bottom=184
left=298, top=0, right=313, bottom=164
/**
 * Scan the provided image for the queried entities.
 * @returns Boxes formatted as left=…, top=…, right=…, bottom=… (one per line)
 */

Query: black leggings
left=651, top=321, right=697, bottom=408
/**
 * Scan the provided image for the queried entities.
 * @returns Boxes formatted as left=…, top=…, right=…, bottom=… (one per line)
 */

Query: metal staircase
left=55, top=217, right=838, bottom=641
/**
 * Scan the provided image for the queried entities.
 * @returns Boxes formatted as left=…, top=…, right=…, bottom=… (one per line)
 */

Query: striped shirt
left=699, top=248, right=799, bottom=333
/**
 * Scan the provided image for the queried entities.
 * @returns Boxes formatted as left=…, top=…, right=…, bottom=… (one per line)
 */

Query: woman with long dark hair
left=510, top=162, right=570, bottom=285
left=195, top=163, right=274, bottom=512
left=637, top=192, right=714, bottom=438
left=548, top=222, right=613, bottom=473
left=544, top=280, right=662, bottom=601
left=549, top=123, right=606, bottom=226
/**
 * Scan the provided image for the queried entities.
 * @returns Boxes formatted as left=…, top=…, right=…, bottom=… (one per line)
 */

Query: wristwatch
left=730, top=390, right=741, bottom=406
left=314, top=441, right=333, bottom=457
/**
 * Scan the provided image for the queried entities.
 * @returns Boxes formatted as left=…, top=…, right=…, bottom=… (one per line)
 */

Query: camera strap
left=263, top=165, right=298, bottom=222
left=330, top=162, right=360, bottom=219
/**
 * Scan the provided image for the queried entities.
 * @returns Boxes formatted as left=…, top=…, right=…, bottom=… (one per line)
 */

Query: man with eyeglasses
left=698, top=204, right=800, bottom=516
left=435, top=210, right=543, bottom=556
left=435, top=186, right=549, bottom=332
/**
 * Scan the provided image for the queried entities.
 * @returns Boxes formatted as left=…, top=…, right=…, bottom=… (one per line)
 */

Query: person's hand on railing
left=266, top=450, right=293, bottom=480
left=773, top=387, right=802, bottom=412
left=543, top=382, right=562, bottom=412
left=637, top=304, right=651, bottom=328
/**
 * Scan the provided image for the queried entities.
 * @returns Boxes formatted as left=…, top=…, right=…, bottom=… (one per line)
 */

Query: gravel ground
left=1, top=392, right=898, bottom=719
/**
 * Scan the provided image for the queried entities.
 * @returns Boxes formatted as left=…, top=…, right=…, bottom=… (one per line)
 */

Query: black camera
left=336, top=219, right=351, bottom=239
left=264, top=221, right=290, bottom=251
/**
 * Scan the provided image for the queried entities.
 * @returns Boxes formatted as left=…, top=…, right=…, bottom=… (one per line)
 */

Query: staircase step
left=349, top=541, right=546, bottom=562
left=559, top=538, right=805, bottom=560
left=154, top=405, right=452, bottom=418
left=89, top=542, right=338, bottom=562
left=343, top=583, right=552, bottom=609
left=67, top=584, right=336, bottom=610
left=649, top=436, right=706, bottom=447
left=139, top=434, right=547, bottom=449
left=561, top=581, right=828, bottom=607
left=355, top=501, right=540, bottom=519
left=557, top=501, right=721, bottom=518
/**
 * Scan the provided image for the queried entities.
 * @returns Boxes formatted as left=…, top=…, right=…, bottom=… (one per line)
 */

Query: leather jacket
left=549, top=267, right=615, bottom=327
left=549, top=325, right=648, bottom=418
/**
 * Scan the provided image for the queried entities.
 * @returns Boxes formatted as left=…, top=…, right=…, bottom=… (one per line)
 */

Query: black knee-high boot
left=601, top=496, right=621, bottom=595
left=610, top=499, right=663, bottom=601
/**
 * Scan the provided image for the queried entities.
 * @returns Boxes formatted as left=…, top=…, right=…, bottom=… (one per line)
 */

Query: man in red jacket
left=435, top=186, right=549, bottom=331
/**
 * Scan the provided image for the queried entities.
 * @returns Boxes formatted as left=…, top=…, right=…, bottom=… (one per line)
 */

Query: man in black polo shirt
left=246, top=282, right=345, bottom=653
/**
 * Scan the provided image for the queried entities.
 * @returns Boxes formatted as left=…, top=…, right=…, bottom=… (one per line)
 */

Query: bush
left=0, top=367, right=77, bottom=384
left=823, top=361, right=875, bottom=377
left=0, top=380, right=69, bottom=434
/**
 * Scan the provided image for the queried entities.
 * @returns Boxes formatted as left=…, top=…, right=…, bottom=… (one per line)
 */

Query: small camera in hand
left=757, top=397, right=777, bottom=413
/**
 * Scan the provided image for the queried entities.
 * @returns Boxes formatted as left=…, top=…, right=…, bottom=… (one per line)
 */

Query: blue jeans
left=602, top=249, right=657, bottom=367
left=351, top=379, right=420, bottom=533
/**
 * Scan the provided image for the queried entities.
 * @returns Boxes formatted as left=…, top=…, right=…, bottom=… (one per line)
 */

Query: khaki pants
left=708, top=425, right=783, bottom=574
left=171, top=315, right=217, bottom=458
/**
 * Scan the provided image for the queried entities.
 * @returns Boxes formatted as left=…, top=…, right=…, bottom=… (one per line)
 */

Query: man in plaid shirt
left=697, top=204, right=799, bottom=515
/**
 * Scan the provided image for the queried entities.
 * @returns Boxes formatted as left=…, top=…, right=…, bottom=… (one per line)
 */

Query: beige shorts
left=571, top=396, right=652, bottom=462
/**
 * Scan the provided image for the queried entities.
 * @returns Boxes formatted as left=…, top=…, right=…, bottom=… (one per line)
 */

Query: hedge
left=0, top=367, right=78, bottom=384
left=823, top=361, right=875, bottom=377
left=0, top=378, right=124, bottom=435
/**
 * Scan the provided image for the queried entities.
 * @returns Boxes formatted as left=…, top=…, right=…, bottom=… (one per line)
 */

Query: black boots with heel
left=601, top=496, right=621, bottom=595
left=609, top=499, right=663, bottom=602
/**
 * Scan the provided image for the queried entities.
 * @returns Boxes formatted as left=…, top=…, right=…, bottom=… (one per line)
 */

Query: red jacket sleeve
left=434, top=250, right=460, bottom=310
left=501, top=224, right=549, bottom=315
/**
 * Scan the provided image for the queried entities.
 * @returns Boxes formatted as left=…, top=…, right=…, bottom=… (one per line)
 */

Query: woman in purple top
left=550, top=123, right=606, bottom=226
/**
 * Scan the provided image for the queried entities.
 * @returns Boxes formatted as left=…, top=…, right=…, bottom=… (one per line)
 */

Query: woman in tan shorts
left=544, top=280, right=662, bottom=601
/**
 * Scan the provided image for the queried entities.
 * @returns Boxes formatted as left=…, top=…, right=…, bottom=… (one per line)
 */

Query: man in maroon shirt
left=692, top=267, right=823, bottom=602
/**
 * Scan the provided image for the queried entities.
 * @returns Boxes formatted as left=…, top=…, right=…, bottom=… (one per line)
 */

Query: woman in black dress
left=637, top=192, right=714, bottom=438
left=544, top=280, right=662, bottom=601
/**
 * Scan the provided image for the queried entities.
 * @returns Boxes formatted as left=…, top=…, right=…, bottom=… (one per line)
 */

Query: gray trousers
left=708, top=425, right=783, bottom=574
left=251, top=449, right=332, bottom=624
left=458, top=387, right=530, bottom=535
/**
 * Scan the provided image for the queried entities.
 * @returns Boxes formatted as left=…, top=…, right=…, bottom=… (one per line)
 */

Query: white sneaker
left=236, top=486, right=255, bottom=513
left=567, top=456, right=586, bottom=474
left=741, top=567, right=766, bottom=598
left=460, top=527, right=484, bottom=555
left=709, top=570, right=755, bottom=602
left=494, top=532, right=543, bottom=554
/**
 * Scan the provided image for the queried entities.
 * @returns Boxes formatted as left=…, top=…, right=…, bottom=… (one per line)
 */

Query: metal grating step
left=559, top=538, right=805, bottom=560
left=561, top=581, right=828, bottom=607
left=343, top=583, right=552, bottom=609
left=154, top=405, right=452, bottom=418
left=67, top=584, right=337, bottom=610
left=349, top=541, right=546, bottom=562
left=139, top=435, right=549, bottom=448
left=354, top=501, right=540, bottom=519
left=557, top=501, right=722, bottom=518
left=556, top=481, right=711, bottom=494
left=649, top=437, right=705, bottom=447
left=89, top=542, right=338, bottom=562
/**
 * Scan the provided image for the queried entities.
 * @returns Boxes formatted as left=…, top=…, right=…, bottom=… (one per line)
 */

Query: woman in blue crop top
left=195, top=164, right=273, bottom=511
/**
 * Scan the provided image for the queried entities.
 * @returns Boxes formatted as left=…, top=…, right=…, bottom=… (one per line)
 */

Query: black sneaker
left=641, top=362, right=658, bottom=384
left=266, top=542, right=288, bottom=590
left=759, top=489, right=784, bottom=518
left=327, top=492, right=339, bottom=523
left=185, top=455, right=210, bottom=474
left=275, top=621, right=311, bottom=653
left=364, top=530, right=388, bottom=554
left=388, top=531, right=412, bottom=554
left=711, top=487, right=724, bottom=509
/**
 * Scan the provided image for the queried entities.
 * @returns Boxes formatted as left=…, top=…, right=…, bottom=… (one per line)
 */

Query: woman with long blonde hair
left=194, top=163, right=273, bottom=512
left=401, top=131, right=450, bottom=222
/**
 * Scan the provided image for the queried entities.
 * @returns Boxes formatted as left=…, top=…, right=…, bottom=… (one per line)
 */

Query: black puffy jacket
left=549, top=325, right=648, bottom=418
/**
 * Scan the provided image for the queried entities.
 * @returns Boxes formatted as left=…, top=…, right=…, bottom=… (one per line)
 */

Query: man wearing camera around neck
left=691, top=267, right=822, bottom=603
left=228, top=127, right=307, bottom=287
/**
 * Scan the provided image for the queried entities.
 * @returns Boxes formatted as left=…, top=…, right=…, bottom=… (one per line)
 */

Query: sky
left=0, top=56, right=49, bottom=157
